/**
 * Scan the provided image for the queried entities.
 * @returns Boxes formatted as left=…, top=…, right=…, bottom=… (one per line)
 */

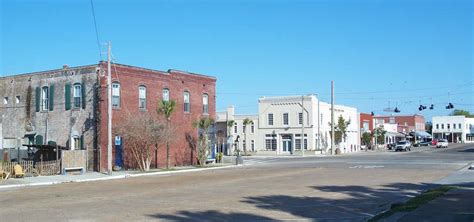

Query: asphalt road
left=1, top=144, right=472, bottom=222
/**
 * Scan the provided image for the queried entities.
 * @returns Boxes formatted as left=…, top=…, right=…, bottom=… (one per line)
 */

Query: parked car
left=414, top=141, right=430, bottom=147
left=387, top=143, right=396, bottom=150
left=436, top=139, right=448, bottom=148
left=395, top=141, right=412, bottom=152
left=431, top=139, right=438, bottom=146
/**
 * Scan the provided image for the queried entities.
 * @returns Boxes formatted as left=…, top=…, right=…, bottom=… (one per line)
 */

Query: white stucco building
left=432, top=116, right=474, bottom=143
left=216, top=95, right=360, bottom=155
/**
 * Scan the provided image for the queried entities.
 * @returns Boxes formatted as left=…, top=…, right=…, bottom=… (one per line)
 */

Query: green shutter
left=49, top=84, right=55, bottom=111
left=81, top=82, right=86, bottom=109
left=80, top=135, right=84, bottom=150
left=65, top=84, right=71, bottom=110
left=35, top=135, right=43, bottom=145
left=35, top=87, right=40, bottom=112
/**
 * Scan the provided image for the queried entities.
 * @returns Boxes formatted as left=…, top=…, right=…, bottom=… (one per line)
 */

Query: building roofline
left=100, top=61, right=217, bottom=80
left=0, top=64, right=98, bottom=79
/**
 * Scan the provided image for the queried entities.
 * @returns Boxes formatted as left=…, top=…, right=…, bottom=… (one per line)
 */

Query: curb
left=0, top=164, right=240, bottom=191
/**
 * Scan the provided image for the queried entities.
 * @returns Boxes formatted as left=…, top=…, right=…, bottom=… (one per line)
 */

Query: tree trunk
left=166, top=120, right=170, bottom=169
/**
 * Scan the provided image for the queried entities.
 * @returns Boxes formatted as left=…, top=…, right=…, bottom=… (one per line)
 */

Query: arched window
left=73, top=83, right=82, bottom=108
left=162, top=88, right=170, bottom=102
left=202, top=93, right=209, bottom=114
left=183, top=91, right=190, bottom=112
left=139, top=86, right=146, bottom=109
left=112, top=83, right=120, bottom=107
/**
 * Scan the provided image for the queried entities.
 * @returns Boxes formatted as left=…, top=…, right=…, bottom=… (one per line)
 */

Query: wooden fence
left=0, top=160, right=60, bottom=177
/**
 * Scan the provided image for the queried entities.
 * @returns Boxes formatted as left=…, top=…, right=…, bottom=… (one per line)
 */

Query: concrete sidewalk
left=0, top=164, right=238, bottom=191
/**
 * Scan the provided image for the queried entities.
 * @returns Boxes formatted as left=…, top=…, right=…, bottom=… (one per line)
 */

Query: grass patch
left=369, top=186, right=454, bottom=222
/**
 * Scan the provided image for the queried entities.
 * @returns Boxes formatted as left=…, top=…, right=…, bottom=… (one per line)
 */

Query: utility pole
left=331, top=81, right=335, bottom=155
left=107, top=42, right=113, bottom=175
left=301, top=95, right=305, bottom=157
left=318, top=96, right=321, bottom=154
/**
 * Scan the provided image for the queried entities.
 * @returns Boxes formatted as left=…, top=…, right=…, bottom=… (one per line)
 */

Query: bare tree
left=116, top=113, right=171, bottom=171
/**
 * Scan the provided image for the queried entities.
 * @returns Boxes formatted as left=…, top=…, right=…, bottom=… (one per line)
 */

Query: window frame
left=73, top=83, right=82, bottom=109
left=162, top=88, right=170, bottom=102
left=112, top=82, right=121, bottom=108
left=268, top=113, right=274, bottom=126
left=283, top=113, right=289, bottom=125
left=139, top=85, right=147, bottom=110
left=202, top=93, right=209, bottom=114
left=183, top=91, right=190, bottom=113
left=41, top=86, right=49, bottom=111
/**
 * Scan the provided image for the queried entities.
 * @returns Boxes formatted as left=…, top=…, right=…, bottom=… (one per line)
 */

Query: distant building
left=432, top=116, right=474, bottom=143
left=373, top=114, right=425, bottom=134
left=217, top=95, right=360, bottom=155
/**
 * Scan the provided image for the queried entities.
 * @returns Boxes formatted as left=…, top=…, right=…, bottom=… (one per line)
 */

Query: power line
left=90, top=0, right=102, bottom=60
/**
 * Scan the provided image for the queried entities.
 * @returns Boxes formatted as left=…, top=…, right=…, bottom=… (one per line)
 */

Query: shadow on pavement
left=241, top=182, right=437, bottom=221
left=458, top=148, right=474, bottom=153
left=148, top=210, right=273, bottom=222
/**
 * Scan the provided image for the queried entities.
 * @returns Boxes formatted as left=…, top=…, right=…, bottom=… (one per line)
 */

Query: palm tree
left=192, top=117, right=215, bottom=166
left=157, top=100, right=176, bottom=169
left=226, top=120, right=235, bottom=155
left=242, top=118, right=253, bottom=155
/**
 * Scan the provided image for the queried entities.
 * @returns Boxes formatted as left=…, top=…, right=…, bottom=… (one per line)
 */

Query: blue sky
left=1, top=0, right=473, bottom=121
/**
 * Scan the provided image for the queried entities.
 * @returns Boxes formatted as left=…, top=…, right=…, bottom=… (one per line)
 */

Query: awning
left=415, top=131, right=432, bottom=138
left=385, top=132, right=405, bottom=138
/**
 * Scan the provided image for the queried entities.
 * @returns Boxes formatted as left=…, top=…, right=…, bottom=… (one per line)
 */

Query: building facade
left=432, top=116, right=474, bottom=143
left=1, top=63, right=216, bottom=172
left=373, top=114, right=425, bottom=134
left=217, top=95, right=360, bottom=155
left=0, top=65, right=98, bottom=170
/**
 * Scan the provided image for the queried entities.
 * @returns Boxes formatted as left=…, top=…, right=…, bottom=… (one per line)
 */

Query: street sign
left=115, top=136, right=122, bottom=146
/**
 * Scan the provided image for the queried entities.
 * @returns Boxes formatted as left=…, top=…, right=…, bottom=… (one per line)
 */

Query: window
left=265, top=135, right=277, bottom=151
left=243, top=125, right=246, bottom=133
left=139, top=86, right=146, bottom=109
left=15, top=96, right=20, bottom=104
left=459, top=123, right=462, bottom=129
left=268, top=113, right=274, bottom=125
left=202, top=94, right=209, bottom=114
left=389, top=117, right=395, bottom=124
left=283, top=113, right=289, bottom=125
left=298, top=112, right=303, bottom=125
left=41, top=86, right=49, bottom=111
left=251, top=123, right=254, bottom=133
left=243, top=140, right=246, bottom=151
left=72, top=136, right=80, bottom=150
left=251, top=140, right=255, bottom=151
left=295, top=134, right=308, bottom=150
left=453, top=124, right=456, bottom=129
left=162, top=88, right=170, bottom=102
left=447, top=124, right=450, bottom=129
left=112, top=83, right=120, bottom=107
left=436, top=124, right=439, bottom=129
left=441, top=124, right=444, bottom=129
left=234, top=123, right=238, bottom=134
left=183, top=91, right=190, bottom=112
left=73, top=84, right=82, bottom=108
left=3, top=97, right=8, bottom=105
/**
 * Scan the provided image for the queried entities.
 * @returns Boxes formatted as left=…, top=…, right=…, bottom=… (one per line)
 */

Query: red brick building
left=373, top=114, right=425, bottom=133
left=98, top=62, right=216, bottom=172
left=359, top=113, right=374, bottom=133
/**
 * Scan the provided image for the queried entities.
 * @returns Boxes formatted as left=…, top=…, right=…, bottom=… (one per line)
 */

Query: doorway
left=282, top=135, right=292, bottom=152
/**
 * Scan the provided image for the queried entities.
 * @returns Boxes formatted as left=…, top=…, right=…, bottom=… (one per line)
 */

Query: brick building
left=97, top=62, right=216, bottom=172
left=374, top=114, right=425, bottom=133
left=1, top=62, right=216, bottom=173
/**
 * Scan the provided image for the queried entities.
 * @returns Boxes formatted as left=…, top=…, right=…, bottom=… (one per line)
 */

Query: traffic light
left=445, top=103, right=454, bottom=109
left=429, top=104, right=434, bottom=110
left=394, top=107, right=400, bottom=113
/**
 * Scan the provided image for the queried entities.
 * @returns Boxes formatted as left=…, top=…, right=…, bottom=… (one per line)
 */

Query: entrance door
left=282, top=135, right=292, bottom=152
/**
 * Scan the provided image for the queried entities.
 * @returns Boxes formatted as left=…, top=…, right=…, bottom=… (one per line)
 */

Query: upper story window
left=139, top=86, right=146, bottom=109
left=243, top=124, right=246, bottom=133
left=283, top=113, right=289, bottom=125
left=459, top=123, right=462, bottom=129
left=268, top=113, right=274, bottom=125
left=202, top=94, right=209, bottom=114
left=251, top=123, right=255, bottom=133
left=162, top=88, right=170, bottom=102
left=447, top=124, right=450, bottom=129
left=15, top=96, right=20, bottom=104
left=234, top=122, right=238, bottom=134
left=441, top=124, right=444, bottom=129
left=3, top=97, right=8, bottom=105
left=436, top=124, right=439, bottom=129
left=41, top=86, right=49, bottom=111
left=112, top=83, right=120, bottom=108
left=298, top=112, right=303, bottom=125
left=183, top=91, right=190, bottom=112
left=73, top=84, right=82, bottom=108
left=453, top=124, right=457, bottom=129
